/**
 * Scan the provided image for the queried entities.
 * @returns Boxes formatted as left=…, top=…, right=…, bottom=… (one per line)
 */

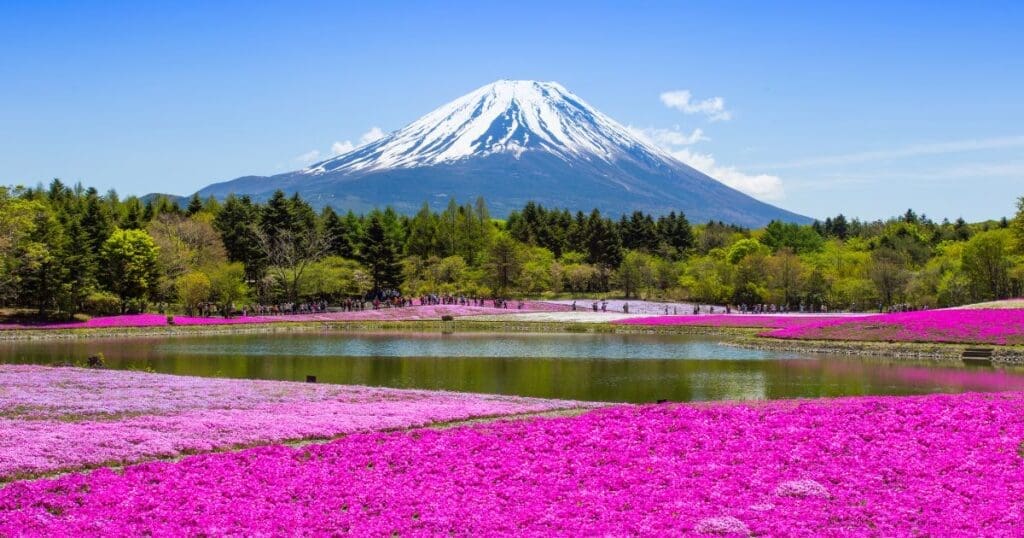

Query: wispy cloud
left=670, top=148, right=785, bottom=201
left=755, top=135, right=1024, bottom=169
left=294, top=150, right=321, bottom=166
left=628, top=126, right=708, bottom=147
left=659, top=90, right=732, bottom=121
left=330, top=141, right=354, bottom=155
left=328, top=126, right=387, bottom=158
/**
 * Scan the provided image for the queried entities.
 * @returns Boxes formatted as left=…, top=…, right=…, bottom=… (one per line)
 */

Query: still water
left=2, top=331, right=1022, bottom=403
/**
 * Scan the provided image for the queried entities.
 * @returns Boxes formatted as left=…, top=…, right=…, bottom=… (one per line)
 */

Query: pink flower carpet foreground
left=2, top=392, right=1022, bottom=535
left=0, top=302, right=569, bottom=331
left=767, top=308, right=1024, bottom=345
left=614, top=314, right=850, bottom=329
left=0, top=366, right=588, bottom=479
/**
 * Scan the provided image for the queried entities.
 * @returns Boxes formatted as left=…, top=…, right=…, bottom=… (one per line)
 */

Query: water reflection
left=1, top=331, right=1023, bottom=403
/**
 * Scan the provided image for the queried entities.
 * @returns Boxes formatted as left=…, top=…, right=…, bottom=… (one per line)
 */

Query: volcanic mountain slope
left=197, top=80, right=811, bottom=226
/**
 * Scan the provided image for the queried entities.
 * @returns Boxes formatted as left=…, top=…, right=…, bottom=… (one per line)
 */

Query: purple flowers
left=767, top=308, right=1024, bottom=345
left=3, top=391, right=1024, bottom=535
left=0, top=366, right=588, bottom=479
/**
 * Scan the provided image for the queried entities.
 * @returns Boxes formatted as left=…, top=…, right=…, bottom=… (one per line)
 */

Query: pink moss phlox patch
left=0, top=366, right=587, bottom=478
left=0, top=302, right=570, bottom=331
left=765, top=308, right=1024, bottom=345
left=2, top=392, right=1023, bottom=535
left=613, top=314, right=849, bottom=329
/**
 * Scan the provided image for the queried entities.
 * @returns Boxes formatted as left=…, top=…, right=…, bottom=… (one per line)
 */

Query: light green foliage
left=206, top=262, right=249, bottom=316
left=301, top=256, right=372, bottom=300
left=727, top=238, right=769, bottom=264
left=961, top=229, right=1014, bottom=301
left=616, top=251, right=656, bottom=299
left=1012, top=196, right=1024, bottom=254
left=99, top=229, right=160, bottom=312
left=176, top=271, right=212, bottom=316
left=483, top=233, right=524, bottom=294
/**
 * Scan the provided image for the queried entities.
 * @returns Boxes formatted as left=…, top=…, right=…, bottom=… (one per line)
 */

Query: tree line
left=1, top=179, right=1022, bottom=319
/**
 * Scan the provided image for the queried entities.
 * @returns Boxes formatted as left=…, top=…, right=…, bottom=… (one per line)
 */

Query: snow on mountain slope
left=196, top=80, right=812, bottom=226
left=304, top=80, right=674, bottom=176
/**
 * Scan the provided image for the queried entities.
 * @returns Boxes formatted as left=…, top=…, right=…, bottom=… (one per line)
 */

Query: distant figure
left=572, top=300, right=577, bottom=311
left=623, top=302, right=629, bottom=314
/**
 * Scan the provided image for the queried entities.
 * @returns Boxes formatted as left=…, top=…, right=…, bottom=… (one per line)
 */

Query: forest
left=1, top=179, right=1022, bottom=319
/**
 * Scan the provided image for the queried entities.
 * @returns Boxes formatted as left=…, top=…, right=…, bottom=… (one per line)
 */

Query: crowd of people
left=241, top=301, right=329, bottom=317
left=418, top=294, right=524, bottom=309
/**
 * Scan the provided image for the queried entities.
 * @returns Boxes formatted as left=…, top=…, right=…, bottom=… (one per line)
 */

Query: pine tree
left=360, top=214, right=402, bottom=292
left=186, top=193, right=203, bottom=216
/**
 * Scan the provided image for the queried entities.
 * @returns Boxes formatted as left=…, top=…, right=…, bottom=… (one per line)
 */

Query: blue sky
left=2, top=1, right=1022, bottom=221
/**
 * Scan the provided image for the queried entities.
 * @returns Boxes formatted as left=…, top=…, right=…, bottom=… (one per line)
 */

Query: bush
left=86, top=353, right=105, bottom=368
left=167, top=315, right=176, bottom=326
left=82, top=292, right=121, bottom=316
left=441, top=315, right=454, bottom=322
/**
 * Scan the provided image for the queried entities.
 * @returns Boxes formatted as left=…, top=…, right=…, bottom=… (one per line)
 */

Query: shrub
left=82, top=292, right=121, bottom=316
left=86, top=353, right=105, bottom=368
left=441, top=315, right=454, bottom=322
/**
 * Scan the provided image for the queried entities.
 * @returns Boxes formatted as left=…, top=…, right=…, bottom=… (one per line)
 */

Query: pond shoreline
left=0, top=319, right=757, bottom=341
left=6, top=317, right=1024, bottom=362
left=3, top=318, right=1024, bottom=363
left=725, top=335, right=1024, bottom=364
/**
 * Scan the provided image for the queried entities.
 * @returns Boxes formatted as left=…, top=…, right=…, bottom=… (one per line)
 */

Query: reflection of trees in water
left=4, top=334, right=1024, bottom=403
left=688, top=370, right=767, bottom=402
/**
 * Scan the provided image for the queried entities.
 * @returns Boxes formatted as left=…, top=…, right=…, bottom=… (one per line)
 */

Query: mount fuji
left=196, top=80, right=810, bottom=226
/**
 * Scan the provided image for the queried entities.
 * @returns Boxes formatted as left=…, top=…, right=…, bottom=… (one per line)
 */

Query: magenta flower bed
left=3, top=392, right=1023, bottom=535
left=0, top=366, right=587, bottom=479
left=614, top=314, right=849, bottom=329
left=0, top=302, right=570, bottom=331
left=767, top=308, right=1024, bottom=345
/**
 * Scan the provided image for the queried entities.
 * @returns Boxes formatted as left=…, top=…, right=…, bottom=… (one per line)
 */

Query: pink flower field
left=0, top=366, right=588, bottom=479
left=0, top=302, right=569, bottom=331
left=614, top=314, right=851, bottom=329
left=2, top=392, right=1023, bottom=535
left=766, top=308, right=1024, bottom=346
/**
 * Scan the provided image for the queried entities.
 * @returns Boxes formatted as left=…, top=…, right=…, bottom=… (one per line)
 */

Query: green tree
left=961, top=229, right=1013, bottom=301
left=99, top=229, right=160, bottom=312
left=15, top=203, right=70, bottom=316
left=483, top=233, right=524, bottom=295
left=868, top=248, right=909, bottom=309
left=616, top=250, right=656, bottom=299
left=360, top=213, right=403, bottom=292
left=300, top=256, right=372, bottom=300
left=1012, top=196, right=1024, bottom=253
left=405, top=202, right=440, bottom=258
left=214, top=195, right=264, bottom=278
left=186, top=193, right=204, bottom=216
left=206, top=262, right=249, bottom=317
left=176, top=271, right=212, bottom=316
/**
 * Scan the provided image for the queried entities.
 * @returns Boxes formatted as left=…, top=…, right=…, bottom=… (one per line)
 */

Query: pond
left=2, top=331, right=1022, bottom=403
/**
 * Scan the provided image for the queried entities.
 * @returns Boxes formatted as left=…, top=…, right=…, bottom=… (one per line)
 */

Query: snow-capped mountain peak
left=305, top=80, right=670, bottom=175
left=197, top=79, right=811, bottom=227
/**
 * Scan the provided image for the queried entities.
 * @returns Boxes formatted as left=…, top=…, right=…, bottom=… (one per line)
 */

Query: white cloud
left=629, top=126, right=708, bottom=147
left=294, top=149, right=321, bottom=166
left=660, top=90, right=732, bottom=121
left=328, top=126, right=387, bottom=157
left=632, top=123, right=784, bottom=201
left=330, top=141, right=354, bottom=155
left=669, top=147, right=785, bottom=201
left=359, top=126, right=385, bottom=145
left=756, top=135, right=1024, bottom=169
